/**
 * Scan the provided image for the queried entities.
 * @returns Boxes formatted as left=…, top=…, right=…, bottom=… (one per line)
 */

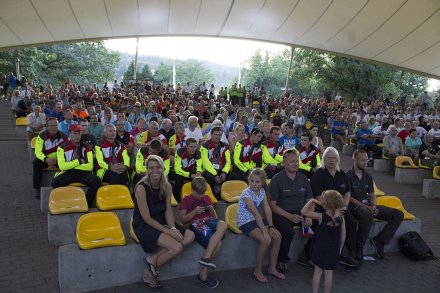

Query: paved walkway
left=0, top=99, right=439, bottom=292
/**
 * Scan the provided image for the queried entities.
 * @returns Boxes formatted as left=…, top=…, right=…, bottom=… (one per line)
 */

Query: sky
left=105, top=36, right=439, bottom=91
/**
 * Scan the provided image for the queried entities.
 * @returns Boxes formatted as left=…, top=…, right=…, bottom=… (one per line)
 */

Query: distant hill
left=116, top=53, right=239, bottom=87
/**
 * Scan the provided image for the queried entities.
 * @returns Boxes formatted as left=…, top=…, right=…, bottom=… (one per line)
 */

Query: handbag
left=399, top=231, right=434, bottom=260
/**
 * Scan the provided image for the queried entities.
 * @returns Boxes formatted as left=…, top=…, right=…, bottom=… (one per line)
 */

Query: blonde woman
left=133, top=155, right=195, bottom=290
left=228, top=122, right=247, bottom=153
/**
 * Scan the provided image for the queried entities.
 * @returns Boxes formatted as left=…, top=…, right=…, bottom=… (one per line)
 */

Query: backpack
left=399, top=231, right=434, bottom=260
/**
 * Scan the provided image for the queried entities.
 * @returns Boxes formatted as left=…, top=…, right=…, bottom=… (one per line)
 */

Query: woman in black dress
left=133, top=155, right=195, bottom=290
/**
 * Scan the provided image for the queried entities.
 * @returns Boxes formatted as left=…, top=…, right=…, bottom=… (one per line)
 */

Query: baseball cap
left=134, top=101, right=141, bottom=107
left=70, top=124, right=83, bottom=132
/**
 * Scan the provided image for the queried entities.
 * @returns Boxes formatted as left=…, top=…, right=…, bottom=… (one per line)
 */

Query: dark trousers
left=231, top=167, right=249, bottom=183
left=173, top=174, right=191, bottom=202
left=203, top=171, right=240, bottom=198
left=265, top=166, right=284, bottom=179
left=32, top=158, right=48, bottom=189
left=273, top=214, right=297, bottom=263
left=349, top=205, right=404, bottom=248
left=132, top=173, right=145, bottom=188
left=51, top=170, right=101, bottom=206
left=102, top=170, right=129, bottom=186
left=360, top=144, right=382, bottom=159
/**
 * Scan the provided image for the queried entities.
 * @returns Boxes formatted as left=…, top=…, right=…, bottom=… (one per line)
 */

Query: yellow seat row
left=16, top=117, right=28, bottom=126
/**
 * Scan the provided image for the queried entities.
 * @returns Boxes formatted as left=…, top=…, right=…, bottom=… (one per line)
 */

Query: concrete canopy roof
left=1, top=0, right=439, bottom=78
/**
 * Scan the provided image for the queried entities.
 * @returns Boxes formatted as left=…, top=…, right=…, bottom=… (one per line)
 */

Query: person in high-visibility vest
left=51, top=124, right=101, bottom=205
left=261, top=126, right=285, bottom=179
left=294, top=132, right=321, bottom=178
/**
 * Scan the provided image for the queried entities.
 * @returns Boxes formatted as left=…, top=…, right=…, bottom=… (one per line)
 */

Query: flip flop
left=143, top=257, right=159, bottom=277
left=252, top=272, right=268, bottom=283
left=267, top=270, right=286, bottom=280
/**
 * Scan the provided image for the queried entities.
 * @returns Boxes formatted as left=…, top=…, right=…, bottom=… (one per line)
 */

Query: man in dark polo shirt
left=310, top=146, right=360, bottom=269
left=347, top=149, right=403, bottom=261
left=269, top=149, right=313, bottom=272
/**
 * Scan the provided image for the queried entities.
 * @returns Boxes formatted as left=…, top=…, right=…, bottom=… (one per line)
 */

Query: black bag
left=399, top=231, right=433, bottom=260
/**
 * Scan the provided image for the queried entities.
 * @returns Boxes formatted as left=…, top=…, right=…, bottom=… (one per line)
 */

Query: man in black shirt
left=419, top=133, right=440, bottom=169
left=269, top=149, right=313, bottom=272
left=347, top=149, right=403, bottom=260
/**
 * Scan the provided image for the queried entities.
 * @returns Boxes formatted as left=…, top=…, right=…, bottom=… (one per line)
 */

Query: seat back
left=395, top=156, right=418, bottom=169
left=76, top=212, right=126, bottom=249
left=373, top=181, right=385, bottom=197
left=129, top=216, right=139, bottom=243
left=31, top=137, right=37, bottom=149
left=181, top=182, right=218, bottom=204
left=418, top=159, right=432, bottom=170
left=96, top=185, right=134, bottom=210
left=16, top=117, right=28, bottom=126
left=49, top=186, right=88, bottom=215
left=221, top=180, right=248, bottom=203
left=376, top=195, right=415, bottom=220
left=225, top=204, right=242, bottom=234
left=433, top=166, right=440, bottom=180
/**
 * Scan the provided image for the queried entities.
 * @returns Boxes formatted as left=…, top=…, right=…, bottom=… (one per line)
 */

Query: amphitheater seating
left=221, top=180, right=247, bottom=203
left=373, top=181, right=385, bottom=197
left=76, top=212, right=126, bottom=250
left=96, top=185, right=134, bottom=210
left=181, top=181, right=218, bottom=204
left=129, top=216, right=139, bottom=243
left=225, top=203, right=242, bottom=234
left=395, top=156, right=418, bottom=169
left=16, top=117, right=28, bottom=126
left=418, top=159, right=432, bottom=170
left=376, top=196, right=415, bottom=220
left=433, top=166, right=440, bottom=180
left=49, top=187, right=88, bottom=215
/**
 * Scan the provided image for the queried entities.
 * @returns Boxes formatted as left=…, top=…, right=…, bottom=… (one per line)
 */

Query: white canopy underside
left=1, top=0, right=439, bottom=78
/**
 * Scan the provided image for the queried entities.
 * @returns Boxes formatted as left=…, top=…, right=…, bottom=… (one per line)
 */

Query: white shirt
left=185, top=127, right=203, bottom=143
left=416, top=127, right=427, bottom=138
left=428, top=128, right=440, bottom=139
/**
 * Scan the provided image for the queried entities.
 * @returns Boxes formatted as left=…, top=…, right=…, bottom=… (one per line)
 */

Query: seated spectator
left=168, top=121, right=186, bottom=156
left=248, top=113, right=262, bottom=132
left=347, top=149, right=403, bottom=261
left=78, top=118, right=97, bottom=150
left=115, top=121, right=134, bottom=155
left=261, top=126, right=285, bottom=178
left=26, top=105, right=46, bottom=145
left=134, top=139, right=170, bottom=186
left=15, top=95, right=32, bottom=118
left=101, top=107, right=116, bottom=126
left=237, top=168, right=285, bottom=283
left=279, top=123, right=299, bottom=150
left=419, top=133, right=440, bottom=169
left=145, top=101, right=162, bottom=124
left=87, top=113, right=104, bottom=143
left=232, top=128, right=264, bottom=183
left=371, top=121, right=389, bottom=143
left=200, top=126, right=237, bottom=197
left=405, top=129, right=422, bottom=162
left=269, top=149, right=313, bottom=272
left=113, top=111, right=132, bottom=132
left=185, top=116, right=204, bottom=145
left=133, top=155, right=194, bottom=291
left=173, top=138, right=202, bottom=201
left=51, top=124, right=101, bottom=206
left=204, top=119, right=228, bottom=144
left=159, top=118, right=175, bottom=143
left=331, top=114, right=349, bottom=145
left=295, top=132, right=320, bottom=178
left=356, top=121, right=382, bottom=165
left=179, top=177, right=226, bottom=289
left=382, top=125, right=404, bottom=165
left=228, top=122, right=247, bottom=154
left=130, top=117, right=147, bottom=145
left=428, top=121, right=440, bottom=146
left=58, top=108, right=78, bottom=136
left=128, top=102, right=145, bottom=128
left=398, top=122, right=411, bottom=143
left=291, top=109, right=307, bottom=137
left=32, top=117, right=68, bottom=199
left=412, top=120, right=427, bottom=139
left=72, top=103, right=88, bottom=120
left=95, top=124, right=130, bottom=185
left=137, top=121, right=168, bottom=148
left=309, top=125, right=324, bottom=154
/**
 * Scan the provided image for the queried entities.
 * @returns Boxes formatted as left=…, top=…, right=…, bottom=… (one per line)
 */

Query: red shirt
left=178, top=194, right=213, bottom=222
left=398, top=129, right=409, bottom=143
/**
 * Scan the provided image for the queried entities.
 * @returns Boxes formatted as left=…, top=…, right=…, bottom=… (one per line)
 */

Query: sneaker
left=197, top=275, right=219, bottom=289
left=370, top=237, right=385, bottom=259
left=339, top=255, right=360, bottom=267
left=34, top=188, right=41, bottom=200
left=199, top=257, right=217, bottom=270
left=276, top=262, right=288, bottom=273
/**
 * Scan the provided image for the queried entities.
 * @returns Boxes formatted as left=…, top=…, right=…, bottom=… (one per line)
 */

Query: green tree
left=153, top=59, right=215, bottom=86
left=137, top=63, right=154, bottom=81
left=153, top=62, right=172, bottom=84
left=122, top=60, right=136, bottom=84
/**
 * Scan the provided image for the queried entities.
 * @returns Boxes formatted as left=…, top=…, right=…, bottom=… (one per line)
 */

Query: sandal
left=143, top=257, right=159, bottom=277
left=267, top=269, right=286, bottom=280
left=145, top=280, right=163, bottom=291
left=252, top=272, right=268, bottom=283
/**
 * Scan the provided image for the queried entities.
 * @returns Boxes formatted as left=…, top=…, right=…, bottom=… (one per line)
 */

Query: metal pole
left=285, top=46, right=294, bottom=94
left=133, top=37, right=139, bottom=80
left=15, top=50, right=20, bottom=80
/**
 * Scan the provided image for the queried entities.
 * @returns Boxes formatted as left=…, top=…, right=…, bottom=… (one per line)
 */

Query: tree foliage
left=153, top=59, right=215, bottom=85
left=0, top=42, right=120, bottom=87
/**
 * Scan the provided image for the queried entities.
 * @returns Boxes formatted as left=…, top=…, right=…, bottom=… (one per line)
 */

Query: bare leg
left=268, top=230, right=282, bottom=273
left=249, top=228, right=270, bottom=278
left=323, top=270, right=333, bottom=293
left=203, top=221, right=227, bottom=259
left=200, top=241, right=223, bottom=280
left=312, top=266, right=323, bottom=293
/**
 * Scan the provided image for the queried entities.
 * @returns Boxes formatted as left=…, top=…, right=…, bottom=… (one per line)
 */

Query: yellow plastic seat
left=433, top=166, right=440, bottom=180
left=76, top=212, right=126, bottom=249
left=225, top=204, right=242, bottom=234
left=49, top=186, right=88, bottom=215
left=96, top=185, right=134, bottom=210
left=373, top=181, right=385, bottom=197
left=181, top=182, right=218, bottom=204
left=376, top=143, right=384, bottom=148
left=376, top=196, right=415, bottom=220
left=349, top=138, right=357, bottom=146
left=305, top=122, right=312, bottom=129
left=221, top=180, right=248, bottom=203
left=130, top=216, right=139, bottom=243
left=171, top=195, right=178, bottom=207
left=395, top=156, right=418, bottom=169
left=16, top=117, right=28, bottom=126
left=31, top=137, right=37, bottom=149
left=381, top=154, right=390, bottom=160
left=418, top=159, right=432, bottom=170
left=252, top=101, right=259, bottom=105
left=68, top=182, right=86, bottom=187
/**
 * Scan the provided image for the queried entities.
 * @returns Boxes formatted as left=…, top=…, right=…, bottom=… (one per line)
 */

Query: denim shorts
left=239, top=219, right=268, bottom=236
left=190, top=218, right=219, bottom=249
